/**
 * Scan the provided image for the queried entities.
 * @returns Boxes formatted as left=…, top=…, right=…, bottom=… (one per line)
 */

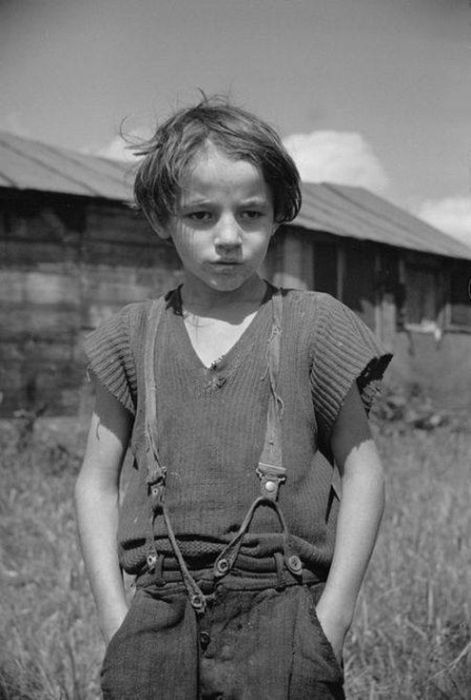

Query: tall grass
left=0, top=420, right=103, bottom=700
left=346, top=426, right=471, bottom=699
left=0, top=417, right=469, bottom=699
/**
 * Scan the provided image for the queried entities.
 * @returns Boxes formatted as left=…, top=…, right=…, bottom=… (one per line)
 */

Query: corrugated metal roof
left=1, top=130, right=470, bottom=260
left=295, top=182, right=471, bottom=260
left=0, top=130, right=133, bottom=201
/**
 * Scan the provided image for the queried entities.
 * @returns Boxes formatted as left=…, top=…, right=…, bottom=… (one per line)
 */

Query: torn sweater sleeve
left=310, top=294, right=393, bottom=440
left=83, top=304, right=143, bottom=415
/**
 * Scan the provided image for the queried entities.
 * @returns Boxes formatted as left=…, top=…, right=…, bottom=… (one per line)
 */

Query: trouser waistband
left=135, top=553, right=322, bottom=591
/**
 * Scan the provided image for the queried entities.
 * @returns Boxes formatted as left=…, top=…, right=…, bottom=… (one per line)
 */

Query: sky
left=1, top=0, right=470, bottom=247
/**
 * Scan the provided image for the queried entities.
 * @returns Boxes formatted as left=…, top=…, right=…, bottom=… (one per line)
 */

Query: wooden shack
left=262, top=185, right=471, bottom=410
left=1, top=131, right=470, bottom=416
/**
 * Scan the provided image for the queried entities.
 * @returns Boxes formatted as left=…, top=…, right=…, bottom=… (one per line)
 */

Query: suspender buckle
left=146, top=465, right=167, bottom=509
left=256, top=463, right=286, bottom=501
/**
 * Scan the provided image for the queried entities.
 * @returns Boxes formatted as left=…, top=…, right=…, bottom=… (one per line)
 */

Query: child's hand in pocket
left=315, top=599, right=350, bottom=667
left=99, top=601, right=130, bottom=645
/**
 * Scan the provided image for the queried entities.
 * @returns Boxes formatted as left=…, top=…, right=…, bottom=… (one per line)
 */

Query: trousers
left=101, top=580, right=345, bottom=699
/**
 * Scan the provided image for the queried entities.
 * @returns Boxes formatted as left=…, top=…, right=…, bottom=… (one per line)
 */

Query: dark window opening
left=313, top=242, right=337, bottom=297
left=342, top=246, right=376, bottom=329
left=449, top=263, right=471, bottom=328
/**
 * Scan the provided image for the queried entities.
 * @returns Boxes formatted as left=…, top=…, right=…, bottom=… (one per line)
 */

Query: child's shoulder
left=114, top=297, right=159, bottom=320
left=280, top=288, right=345, bottom=320
left=109, top=293, right=169, bottom=329
left=85, top=294, right=168, bottom=355
left=279, top=288, right=378, bottom=351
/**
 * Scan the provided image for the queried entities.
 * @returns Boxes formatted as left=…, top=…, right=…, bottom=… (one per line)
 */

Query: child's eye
left=240, top=210, right=263, bottom=220
left=187, top=211, right=212, bottom=222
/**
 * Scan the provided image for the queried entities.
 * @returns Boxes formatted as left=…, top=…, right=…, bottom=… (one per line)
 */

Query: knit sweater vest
left=84, top=287, right=392, bottom=579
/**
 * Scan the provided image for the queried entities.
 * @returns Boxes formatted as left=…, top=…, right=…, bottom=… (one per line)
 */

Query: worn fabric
left=101, top=581, right=345, bottom=700
left=84, top=286, right=392, bottom=577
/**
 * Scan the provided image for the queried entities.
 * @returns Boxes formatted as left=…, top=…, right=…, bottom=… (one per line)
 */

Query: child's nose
left=214, top=216, right=242, bottom=248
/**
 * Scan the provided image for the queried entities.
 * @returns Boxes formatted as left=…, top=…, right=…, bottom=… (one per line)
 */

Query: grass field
left=0, top=415, right=470, bottom=699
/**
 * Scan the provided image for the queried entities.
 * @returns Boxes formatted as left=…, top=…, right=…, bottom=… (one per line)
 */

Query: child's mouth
left=211, top=261, right=241, bottom=268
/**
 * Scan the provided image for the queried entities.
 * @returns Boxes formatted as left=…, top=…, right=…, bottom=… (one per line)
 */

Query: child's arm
left=315, top=382, right=385, bottom=662
left=74, top=380, right=133, bottom=644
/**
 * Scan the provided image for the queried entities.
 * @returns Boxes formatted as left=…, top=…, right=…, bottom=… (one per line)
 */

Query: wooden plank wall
left=2, top=192, right=470, bottom=415
left=0, top=191, right=182, bottom=415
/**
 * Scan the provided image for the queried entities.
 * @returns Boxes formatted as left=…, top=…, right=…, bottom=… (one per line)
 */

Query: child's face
left=160, top=142, right=277, bottom=298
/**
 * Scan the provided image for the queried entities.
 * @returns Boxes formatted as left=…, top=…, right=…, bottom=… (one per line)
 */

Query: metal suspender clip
left=146, top=464, right=167, bottom=510
left=145, top=461, right=167, bottom=573
left=256, top=462, right=287, bottom=501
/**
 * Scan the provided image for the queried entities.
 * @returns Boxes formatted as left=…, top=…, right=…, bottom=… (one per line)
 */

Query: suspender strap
left=257, top=289, right=284, bottom=491
left=141, top=297, right=208, bottom=613
left=213, top=290, right=302, bottom=582
left=140, top=298, right=166, bottom=570
left=142, top=297, right=167, bottom=490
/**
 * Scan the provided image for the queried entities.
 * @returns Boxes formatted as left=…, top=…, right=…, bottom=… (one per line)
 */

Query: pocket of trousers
left=102, top=590, right=139, bottom=665
left=303, top=587, right=344, bottom=682
left=312, top=605, right=344, bottom=675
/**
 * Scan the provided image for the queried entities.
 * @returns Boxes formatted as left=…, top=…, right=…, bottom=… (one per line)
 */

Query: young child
left=75, top=97, right=392, bottom=699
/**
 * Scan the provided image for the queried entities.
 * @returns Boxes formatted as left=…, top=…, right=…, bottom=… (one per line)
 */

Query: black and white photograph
left=1, top=1, right=470, bottom=698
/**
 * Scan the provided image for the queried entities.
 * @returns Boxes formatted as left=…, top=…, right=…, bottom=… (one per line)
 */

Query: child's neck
left=180, top=275, right=267, bottom=320
left=178, top=276, right=269, bottom=368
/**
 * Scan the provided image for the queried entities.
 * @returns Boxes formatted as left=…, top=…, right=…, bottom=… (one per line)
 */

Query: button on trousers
left=101, top=582, right=345, bottom=699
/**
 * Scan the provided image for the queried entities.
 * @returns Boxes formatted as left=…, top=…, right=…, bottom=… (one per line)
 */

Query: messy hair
left=133, top=96, right=301, bottom=231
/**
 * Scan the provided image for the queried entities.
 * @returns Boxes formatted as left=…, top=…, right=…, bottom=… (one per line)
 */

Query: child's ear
left=144, top=211, right=171, bottom=240
left=155, top=227, right=172, bottom=241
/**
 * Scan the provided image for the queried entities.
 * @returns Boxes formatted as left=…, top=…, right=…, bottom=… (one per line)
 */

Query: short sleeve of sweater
left=83, top=304, right=142, bottom=415
left=310, top=294, right=392, bottom=437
